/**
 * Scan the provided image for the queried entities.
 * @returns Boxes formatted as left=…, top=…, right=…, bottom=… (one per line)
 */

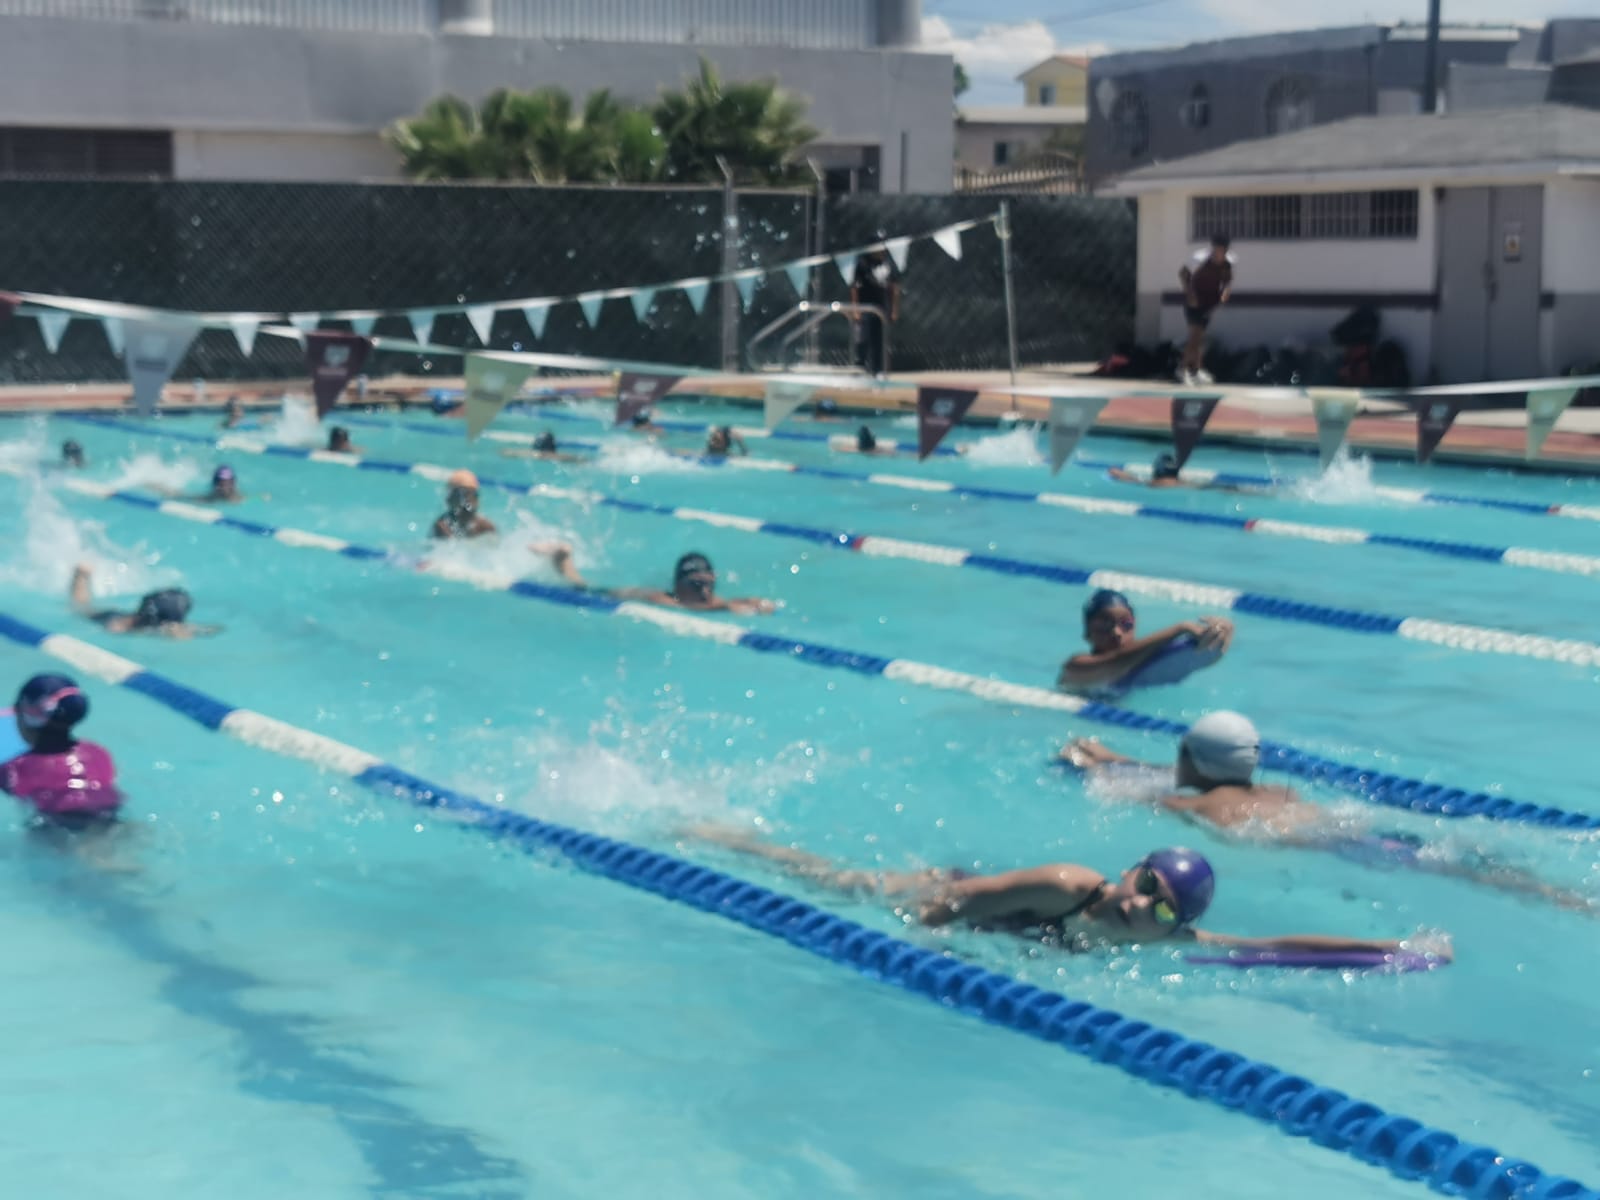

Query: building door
left=1434, top=185, right=1544, bottom=382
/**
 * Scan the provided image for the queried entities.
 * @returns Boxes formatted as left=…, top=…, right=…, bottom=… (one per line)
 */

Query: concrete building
left=1107, top=105, right=1600, bottom=384
left=0, top=0, right=952, bottom=193
left=1017, top=54, right=1089, bottom=109
left=954, top=105, right=1085, bottom=172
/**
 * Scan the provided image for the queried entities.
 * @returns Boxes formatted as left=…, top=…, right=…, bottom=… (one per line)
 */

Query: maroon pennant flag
left=0, top=292, right=18, bottom=324
left=1416, top=399, right=1462, bottom=464
left=614, top=372, right=678, bottom=426
left=1171, top=394, right=1221, bottom=470
left=916, top=385, right=979, bottom=460
left=305, top=331, right=372, bottom=419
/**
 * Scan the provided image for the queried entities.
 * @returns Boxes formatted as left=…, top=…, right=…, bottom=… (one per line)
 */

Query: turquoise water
left=1, top=399, right=1597, bottom=1198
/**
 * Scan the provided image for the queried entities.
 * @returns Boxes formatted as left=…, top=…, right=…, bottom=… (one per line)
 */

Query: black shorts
left=1184, top=305, right=1215, bottom=329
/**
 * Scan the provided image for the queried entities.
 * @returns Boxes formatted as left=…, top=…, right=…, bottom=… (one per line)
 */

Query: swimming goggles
left=1135, top=865, right=1180, bottom=926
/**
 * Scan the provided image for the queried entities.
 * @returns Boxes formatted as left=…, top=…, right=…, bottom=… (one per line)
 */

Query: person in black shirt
left=850, top=249, right=899, bottom=377
left=1177, top=233, right=1234, bottom=384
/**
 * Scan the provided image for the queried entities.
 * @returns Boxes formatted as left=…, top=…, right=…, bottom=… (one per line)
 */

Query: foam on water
left=592, top=438, right=704, bottom=476
left=960, top=425, right=1045, bottom=467
left=416, top=508, right=605, bottom=582
left=269, top=394, right=324, bottom=447
left=0, top=418, right=48, bottom=468
left=103, top=451, right=201, bottom=495
left=1290, top=450, right=1395, bottom=505
left=0, top=475, right=177, bottom=599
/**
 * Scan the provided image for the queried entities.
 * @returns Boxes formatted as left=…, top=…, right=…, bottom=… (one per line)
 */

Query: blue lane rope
left=26, top=446, right=1600, bottom=832
left=0, top=611, right=1590, bottom=1199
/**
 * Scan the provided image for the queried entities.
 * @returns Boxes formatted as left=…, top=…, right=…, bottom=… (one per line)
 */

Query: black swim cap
left=534, top=432, right=558, bottom=452
left=329, top=426, right=349, bottom=446
left=857, top=425, right=878, bottom=452
left=632, top=410, right=652, bottom=427
left=1082, top=588, right=1133, bottom=625
left=1153, top=453, right=1180, bottom=480
left=62, top=440, right=84, bottom=463
left=135, top=588, right=192, bottom=628
left=15, top=673, right=88, bottom=730
left=674, top=552, right=713, bottom=583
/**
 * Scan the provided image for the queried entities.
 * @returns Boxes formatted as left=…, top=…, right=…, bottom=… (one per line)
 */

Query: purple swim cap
left=1142, top=848, right=1215, bottom=925
left=213, top=465, right=236, bottom=485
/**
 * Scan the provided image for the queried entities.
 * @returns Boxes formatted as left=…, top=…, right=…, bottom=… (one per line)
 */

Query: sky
left=923, top=1, right=1573, bottom=104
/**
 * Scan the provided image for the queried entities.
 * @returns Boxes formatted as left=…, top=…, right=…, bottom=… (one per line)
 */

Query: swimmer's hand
left=728, top=597, right=777, bottom=616
left=1061, top=737, right=1121, bottom=770
left=1184, top=617, right=1234, bottom=652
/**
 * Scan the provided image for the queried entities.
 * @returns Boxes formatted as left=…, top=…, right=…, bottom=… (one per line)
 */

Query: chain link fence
left=0, top=179, right=1134, bottom=386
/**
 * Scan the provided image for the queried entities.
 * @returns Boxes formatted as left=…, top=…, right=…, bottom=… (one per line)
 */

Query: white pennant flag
left=1308, top=390, right=1361, bottom=469
left=350, top=314, right=377, bottom=337
left=733, top=273, right=760, bottom=312
left=764, top=379, right=817, bottom=431
left=408, top=309, right=437, bottom=344
left=629, top=288, right=657, bottom=322
left=101, top=316, right=125, bottom=357
left=464, top=354, right=537, bottom=440
left=289, top=313, right=319, bottom=334
left=1048, top=396, right=1108, bottom=474
left=124, top=316, right=202, bottom=416
left=833, top=253, right=857, bottom=283
left=228, top=316, right=260, bottom=357
left=784, top=263, right=811, bottom=297
left=464, top=305, right=495, bottom=345
left=932, top=227, right=964, bottom=261
left=577, top=293, right=604, bottom=328
left=679, top=279, right=710, bottom=314
left=36, top=311, right=70, bottom=354
left=884, top=237, right=912, bottom=271
left=1526, top=386, right=1578, bottom=460
left=523, top=303, right=551, bottom=339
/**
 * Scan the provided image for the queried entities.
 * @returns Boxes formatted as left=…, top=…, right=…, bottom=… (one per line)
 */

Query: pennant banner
left=1526, top=386, right=1577, bottom=460
left=350, top=314, right=377, bottom=337
left=523, top=303, right=551, bottom=340
left=1308, top=391, right=1360, bottom=469
left=409, top=309, right=437, bottom=344
left=615, top=371, right=678, bottom=427
left=305, top=331, right=373, bottom=419
left=125, top=316, right=201, bottom=416
left=36, top=311, right=69, bottom=355
left=228, top=315, right=259, bottom=357
left=1171, top=394, right=1221, bottom=470
left=289, top=313, right=319, bottom=334
left=679, top=280, right=710, bottom=315
left=1415, top=399, right=1461, bottom=464
left=0, top=291, right=19, bottom=324
left=578, top=293, right=604, bottom=328
left=463, top=354, right=536, bottom=440
left=465, top=305, right=495, bottom=345
left=1048, top=395, right=1108, bottom=475
left=916, top=385, right=979, bottom=461
left=101, top=316, right=125, bottom=357
left=834, top=253, right=857, bottom=284
left=932, top=227, right=964, bottom=261
left=784, top=263, right=811, bottom=297
left=764, top=379, right=817, bottom=431
left=629, top=288, right=656, bottom=322
left=884, top=237, right=911, bottom=272
left=733, top=273, right=759, bottom=312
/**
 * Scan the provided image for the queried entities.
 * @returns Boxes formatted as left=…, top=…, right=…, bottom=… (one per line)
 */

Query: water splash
left=0, top=476, right=176, bottom=598
left=418, top=507, right=606, bottom=583
left=269, top=394, right=323, bottom=447
left=0, top=418, right=48, bottom=469
left=1290, top=449, right=1391, bottom=505
left=960, top=425, right=1044, bottom=467
left=591, top=439, right=703, bottom=476
left=103, top=451, right=201, bottom=495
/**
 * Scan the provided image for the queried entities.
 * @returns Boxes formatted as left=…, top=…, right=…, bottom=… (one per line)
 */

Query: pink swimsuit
left=1, top=741, right=122, bottom=816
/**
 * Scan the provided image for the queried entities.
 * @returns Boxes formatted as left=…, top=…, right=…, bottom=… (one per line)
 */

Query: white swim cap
left=1181, top=711, right=1259, bottom=785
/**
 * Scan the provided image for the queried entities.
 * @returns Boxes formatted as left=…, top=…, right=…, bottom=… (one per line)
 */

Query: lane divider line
left=0, top=612, right=1582, bottom=1199
left=17, top=459, right=1597, bottom=831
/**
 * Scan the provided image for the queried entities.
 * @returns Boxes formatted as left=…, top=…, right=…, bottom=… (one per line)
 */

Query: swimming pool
left=1, top=397, right=1597, bottom=1199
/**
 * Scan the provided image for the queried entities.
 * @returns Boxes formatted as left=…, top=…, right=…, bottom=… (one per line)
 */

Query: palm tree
left=582, top=90, right=665, bottom=184
left=384, top=95, right=505, bottom=181
left=652, top=59, right=818, bottom=185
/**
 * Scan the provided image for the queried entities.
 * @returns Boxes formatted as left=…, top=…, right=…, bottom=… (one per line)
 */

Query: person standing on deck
left=1178, top=233, right=1233, bottom=385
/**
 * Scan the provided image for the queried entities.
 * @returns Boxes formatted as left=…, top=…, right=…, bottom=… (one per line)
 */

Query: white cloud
left=921, top=15, right=1106, bottom=103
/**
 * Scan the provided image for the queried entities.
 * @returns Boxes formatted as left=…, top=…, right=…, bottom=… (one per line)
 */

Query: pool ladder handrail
left=746, top=301, right=890, bottom=376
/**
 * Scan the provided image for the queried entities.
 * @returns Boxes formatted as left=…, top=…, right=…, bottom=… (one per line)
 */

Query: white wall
left=1541, top=177, right=1600, bottom=291
left=954, top=123, right=1057, bottom=171
left=173, top=130, right=402, bottom=181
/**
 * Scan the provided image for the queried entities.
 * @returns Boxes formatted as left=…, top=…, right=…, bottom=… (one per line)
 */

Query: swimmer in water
left=326, top=426, right=363, bottom=455
left=684, top=827, right=1444, bottom=959
left=61, top=440, right=86, bottom=469
left=431, top=469, right=497, bottom=539
left=811, top=397, right=843, bottom=422
left=704, top=426, right=747, bottom=458
left=536, top=545, right=777, bottom=615
left=1109, top=452, right=1257, bottom=493
left=221, top=396, right=247, bottom=429
left=2, top=673, right=121, bottom=827
left=184, top=465, right=244, bottom=503
left=1058, top=588, right=1232, bottom=693
left=501, top=432, right=589, bottom=464
left=70, top=564, right=221, bottom=638
left=628, top=410, right=666, bottom=437
left=1062, top=711, right=1596, bottom=914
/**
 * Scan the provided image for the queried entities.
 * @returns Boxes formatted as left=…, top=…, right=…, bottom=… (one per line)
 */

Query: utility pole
left=1421, top=0, right=1442, bottom=113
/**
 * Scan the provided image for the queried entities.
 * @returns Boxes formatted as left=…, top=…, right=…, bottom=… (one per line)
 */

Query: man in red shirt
left=1177, top=233, right=1234, bottom=384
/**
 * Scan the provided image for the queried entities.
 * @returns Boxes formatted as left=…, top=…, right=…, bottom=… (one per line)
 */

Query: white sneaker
left=1176, top=368, right=1196, bottom=385
left=1193, top=368, right=1214, bottom=384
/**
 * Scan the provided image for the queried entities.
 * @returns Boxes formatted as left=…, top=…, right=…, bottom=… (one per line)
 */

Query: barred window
left=1191, top=191, right=1418, bottom=241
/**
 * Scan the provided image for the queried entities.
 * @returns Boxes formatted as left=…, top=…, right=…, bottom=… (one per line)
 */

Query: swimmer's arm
left=724, top=597, right=776, bottom=615
left=430, top=518, right=453, bottom=539
left=1191, top=930, right=1426, bottom=956
left=157, top=622, right=223, bottom=640
left=70, top=564, right=96, bottom=613
left=475, top=517, right=498, bottom=536
left=1107, top=468, right=1140, bottom=483
left=609, top=588, right=679, bottom=606
left=1057, top=626, right=1195, bottom=689
left=919, top=865, right=1103, bottom=928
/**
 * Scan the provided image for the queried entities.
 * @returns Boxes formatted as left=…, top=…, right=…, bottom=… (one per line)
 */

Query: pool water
left=0, top=397, right=1597, bottom=1199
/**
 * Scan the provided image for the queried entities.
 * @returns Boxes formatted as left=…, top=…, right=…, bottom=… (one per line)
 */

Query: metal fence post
left=999, top=200, right=1020, bottom=395
left=719, top=158, right=740, bottom=372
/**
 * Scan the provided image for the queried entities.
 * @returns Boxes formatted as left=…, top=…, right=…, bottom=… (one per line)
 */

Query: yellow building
left=1018, top=54, right=1089, bottom=107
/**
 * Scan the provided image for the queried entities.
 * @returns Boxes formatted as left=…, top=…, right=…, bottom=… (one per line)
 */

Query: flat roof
left=957, top=105, right=1088, bottom=126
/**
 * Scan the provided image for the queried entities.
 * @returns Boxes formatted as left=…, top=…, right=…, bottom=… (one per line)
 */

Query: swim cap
left=856, top=425, right=878, bottom=452
left=135, top=588, right=192, bottom=628
left=631, top=410, right=652, bottom=427
left=213, top=465, right=236, bottom=486
left=1082, top=588, right=1134, bottom=623
left=1153, top=453, right=1180, bottom=480
left=15, top=674, right=88, bottom=730
left=674, top=552, right=713, bottom=583
left=446, top=469, right=479, bottom=490
left=534, top=432, right=557, bottom=452
left=817, top=398, right=838, bottom=414
left=329, top=426, right=349, bottom=446
left=62, top=440, right=84, bottom=463
left=1181, top=711, right=1260, bottom=785
left=1141, top=848, right=1215, bottom=925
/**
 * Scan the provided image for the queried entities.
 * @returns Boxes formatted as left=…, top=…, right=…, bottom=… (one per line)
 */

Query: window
left=0, top=127, right=172, bottom=177
left=1110, top=89, right=1149, bottom=158
left=1191, top=191, right=1419, bottom=241
left=1038, top=84, right=1057, bottom=106
left=1181, top=84, right=1210, bottom=130
left=993, top=141, right=1009, bottom=166
left=1264, top=77, right=1314, bottom=135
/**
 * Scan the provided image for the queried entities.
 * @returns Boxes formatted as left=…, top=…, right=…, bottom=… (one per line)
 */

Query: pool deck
left=4, top=367, right=1598, bottom=474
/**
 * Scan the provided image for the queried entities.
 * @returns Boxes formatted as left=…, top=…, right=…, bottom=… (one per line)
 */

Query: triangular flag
left=578, top=293, right=604, bottom=328
left=784, top=262, right=811, bottom=297
left=884, top=237, right=911, bottom=272
left=0, top=292, right=18, bottom=324
left=464, top=354, right=536, bottom=440
left=228, top=316, right=259, bottom=357
left=523, top=303, right=551, bottom=339
left=1048, top=396, right=1108, bottom=474
left=1308, top=391, right=1360, bottom=469
left=932, top=227, right=964, bottom=261
left=1526, top=386, right=1577, bottom=460
left=36, top=311, right=70, bottom=354
left=733, top=273, right=759, bottom=312
left=1416, top=399, right=1461, bottom=465
left=124, top=316, right=201, bottom=415
left=464, top=305, right=495, bottom=345
left=764, top=379, right=817, bottom=430
left=615, top=372, right=678, bottom=426
left=305, top=331, right=373, bottom=419
left=916, top=385, right=979, bottom=460
left=350, top=314, right=377, bottom=337
left=408, top=309, right=437, bottom=344
left=629, top=288, right=657, bottom=322
left=834, top=252, right=857, bottom=283
left=1171, top=394, right=1221, bottom=470
left=679, top=279, right=710, bottom=314
left=289, top=313, right=319, bottom=334
left=101, top=316, right=125, bottom=357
